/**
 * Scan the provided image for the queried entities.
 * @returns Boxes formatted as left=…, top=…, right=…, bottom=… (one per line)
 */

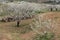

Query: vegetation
left=33, top=32, right=54, bottom=40
left=20, top=25, right=32, bottom=34
left=0, top=0, right=60, bottom=40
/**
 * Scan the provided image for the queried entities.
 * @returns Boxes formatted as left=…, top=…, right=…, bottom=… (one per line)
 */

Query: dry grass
left=0, top=19, right=33, bottom=40
left=27, top=12, right=60, bottom=40
left=0, top=12, right=60, bottom=40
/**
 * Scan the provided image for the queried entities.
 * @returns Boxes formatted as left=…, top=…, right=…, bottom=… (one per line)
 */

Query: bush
left=33, top=32, right=54, bottom=40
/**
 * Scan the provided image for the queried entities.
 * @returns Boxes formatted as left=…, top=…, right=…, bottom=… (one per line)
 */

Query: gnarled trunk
left=17, top=20, right=20, bottom=27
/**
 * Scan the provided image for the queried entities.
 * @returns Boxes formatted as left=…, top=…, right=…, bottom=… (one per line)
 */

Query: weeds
left=20, top=25, right=32, bottom=34
left=32, top=32, right=54, bottom=40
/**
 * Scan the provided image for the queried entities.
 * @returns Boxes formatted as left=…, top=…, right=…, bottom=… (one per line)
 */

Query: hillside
left=0, top=0, right=60, bottom=40
left=0, top=12, right=60, bottom=40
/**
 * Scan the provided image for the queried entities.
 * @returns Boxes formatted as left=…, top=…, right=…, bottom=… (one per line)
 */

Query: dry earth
left=37, top=12, right=60, bottom=40
left=0, top=12, right=60, bottom=40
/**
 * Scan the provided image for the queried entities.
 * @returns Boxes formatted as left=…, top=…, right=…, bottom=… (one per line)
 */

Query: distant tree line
left=0, top=0, right=60, bottom=4
left=0, top=0, right=50, bottom=3
left=7, top=0, right=40, bottom=3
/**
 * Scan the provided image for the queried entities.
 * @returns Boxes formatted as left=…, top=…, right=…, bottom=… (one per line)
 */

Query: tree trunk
left=56, top=8, right=57, bottom=11
left=50, top=8, right=53, bottom=11
left=17, top=20, right=20, bottom=27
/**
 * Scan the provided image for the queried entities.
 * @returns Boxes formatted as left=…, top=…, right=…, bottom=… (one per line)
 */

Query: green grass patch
left=32, top=32, right=54, bottom=40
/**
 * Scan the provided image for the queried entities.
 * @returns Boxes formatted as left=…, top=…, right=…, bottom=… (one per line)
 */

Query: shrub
left=33, top=32, right=54, bottom=40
